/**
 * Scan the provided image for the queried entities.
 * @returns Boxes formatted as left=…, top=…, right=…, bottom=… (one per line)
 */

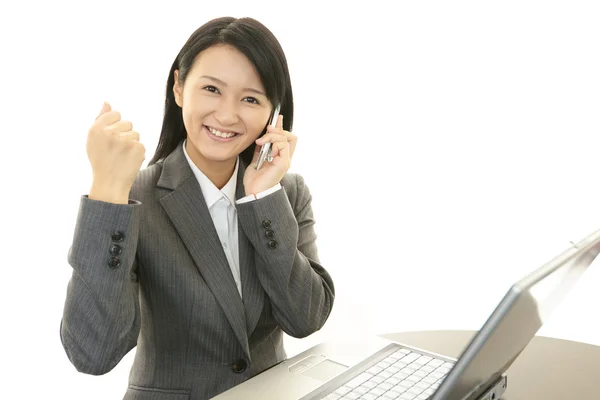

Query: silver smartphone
left=255, top=104, right=281, bottom=170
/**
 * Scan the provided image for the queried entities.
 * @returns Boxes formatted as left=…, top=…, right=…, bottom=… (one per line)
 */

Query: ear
left=173, top=70, right=183, bottom=107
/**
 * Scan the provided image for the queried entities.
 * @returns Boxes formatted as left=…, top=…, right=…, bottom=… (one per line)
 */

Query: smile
left=205, top=125, right=240, bottom=139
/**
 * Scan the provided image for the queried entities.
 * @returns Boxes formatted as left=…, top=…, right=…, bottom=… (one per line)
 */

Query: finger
left=266, top=125, right=296, bottom=143
left=273, top=142, right=291, bottom=168
left=270, top=140, right=290, bottom=159
left=96, top=102, right=111, bottom=119
left=266, top=125, right=285, bottom=135
left=256, top=133, right=288, bottom=146
left=106, top=120, right=133, bottom=135
left=257, top=131, right=296, bottom=159
left=276, top=114, right=283, bottom=129
left=96, top=110, right=122, bottom=126
left=119, top=131, right=140, bottom=141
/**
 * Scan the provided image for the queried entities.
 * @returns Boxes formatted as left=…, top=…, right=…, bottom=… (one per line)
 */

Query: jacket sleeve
left=236, top=174, right=335, bottom=338
left=60, top=195, right=142, bottom=375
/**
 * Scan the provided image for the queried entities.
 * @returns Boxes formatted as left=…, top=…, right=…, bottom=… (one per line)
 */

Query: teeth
left=208, top=127, right=237, bottom=138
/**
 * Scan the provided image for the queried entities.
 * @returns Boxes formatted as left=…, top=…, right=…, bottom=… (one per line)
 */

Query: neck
left=185, top=141, right=236, bottom=190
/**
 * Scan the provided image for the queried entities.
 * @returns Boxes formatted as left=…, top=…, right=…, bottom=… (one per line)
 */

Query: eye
left=243, top=97, right=260, bottom=105
left=203, top=85, right=220, bottom=94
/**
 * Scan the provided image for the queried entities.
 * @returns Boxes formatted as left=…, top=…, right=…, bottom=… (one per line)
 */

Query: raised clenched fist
left=87, top=102, right=145, bottom=204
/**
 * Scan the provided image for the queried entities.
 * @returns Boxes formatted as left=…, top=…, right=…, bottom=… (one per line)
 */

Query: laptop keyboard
left=320, top=348, right=455, bottom=400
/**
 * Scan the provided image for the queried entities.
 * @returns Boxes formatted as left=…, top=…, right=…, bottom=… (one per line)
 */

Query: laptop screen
left=431, top=229, right=600, bottom=400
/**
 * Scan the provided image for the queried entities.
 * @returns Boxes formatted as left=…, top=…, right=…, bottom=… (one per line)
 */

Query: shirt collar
left=182, top=139, right=239, bottom=208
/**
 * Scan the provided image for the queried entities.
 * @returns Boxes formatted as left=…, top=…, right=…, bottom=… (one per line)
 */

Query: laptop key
left=378, top=382, right=394, bottom=391
left=415, top=356, right=433, bottom=365
left=412, top=370, right=428, bottom=378
left=396, top=380, right=413, bottom=389
left=393, top=372, right=409, bottom=380
left=342, top=391, right=361, bottom=399
left=429, top=371, right=445, bottom=380
left=436, top=366, right=451, bottom=375
left=367, top=366, right=383, bottom=375
left=361, top=380, right=377, bottom=390
left=386, top=377, right=401, bottom=386
left=353, top=386, right=369, bottom=395
left=407, top=386, right=424, bottom=394
left=379, top=370, right=393, bottom=379
left=393, top=361, right=408, bottom=369
left=420, top=365, right=435, bottom=373
left=387, top=366, right=401, bottom=375
left=427, top=359, right=444, bottom=368
left=360, top=393, right=378, bottom=400
left=401, top=353, right=420, bottom=364
left=369, top=387, right=386, bottom=396
left=422, top=376, right=437, bottom=385
left=399, top=392, right=417, bottom=399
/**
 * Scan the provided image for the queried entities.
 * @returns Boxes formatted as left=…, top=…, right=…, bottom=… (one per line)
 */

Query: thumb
left=96, top=102, right=111, bottom=119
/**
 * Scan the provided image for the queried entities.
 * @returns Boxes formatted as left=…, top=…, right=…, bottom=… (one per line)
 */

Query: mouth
left=204, top=125, right=241, bottom=141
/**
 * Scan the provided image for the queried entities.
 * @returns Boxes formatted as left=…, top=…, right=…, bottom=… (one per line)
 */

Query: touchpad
left=301, top=359, right=348, bottom=382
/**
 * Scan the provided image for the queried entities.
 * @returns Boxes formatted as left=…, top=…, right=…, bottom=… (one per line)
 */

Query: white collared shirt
left=182, top=140, right=281, bottom=298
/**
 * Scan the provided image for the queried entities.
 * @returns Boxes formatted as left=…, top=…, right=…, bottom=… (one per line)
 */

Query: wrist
left=244, top=185, right=267, bottom=197
left=89, top=181, right=131, bottom=204
left=244, top=183, right=281, bottom=198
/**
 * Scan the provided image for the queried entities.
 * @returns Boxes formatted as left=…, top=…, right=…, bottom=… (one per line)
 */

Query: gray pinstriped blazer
left=60, top=142, right=335, bottom=399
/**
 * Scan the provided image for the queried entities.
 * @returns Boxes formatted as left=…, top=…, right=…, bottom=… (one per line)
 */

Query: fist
left=87, top=102, right=145, bottom=199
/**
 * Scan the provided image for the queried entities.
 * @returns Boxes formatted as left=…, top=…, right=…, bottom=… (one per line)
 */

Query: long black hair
left=149, top=17, right=294, bottom=166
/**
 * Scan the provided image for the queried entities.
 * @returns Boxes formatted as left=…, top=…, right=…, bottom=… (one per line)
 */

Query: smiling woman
left=172, top=45, right=274, bottom=185
left=59, top=16, right=335, bottom=400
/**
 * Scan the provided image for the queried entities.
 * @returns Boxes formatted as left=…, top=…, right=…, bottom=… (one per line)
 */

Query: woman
left=60, top=16, right=335, bottom=400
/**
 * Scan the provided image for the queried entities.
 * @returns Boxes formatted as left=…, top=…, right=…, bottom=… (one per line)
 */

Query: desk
left=380, top=330, right=600, bottom=399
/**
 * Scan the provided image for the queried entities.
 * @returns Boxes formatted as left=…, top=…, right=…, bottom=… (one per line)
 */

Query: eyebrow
left=199, top=75, right=266, bottom=96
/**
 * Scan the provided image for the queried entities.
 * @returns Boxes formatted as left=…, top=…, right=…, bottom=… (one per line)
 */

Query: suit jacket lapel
left=235, top=164, right=266, bottom=335
left=157, top=143, right=250, bottom=359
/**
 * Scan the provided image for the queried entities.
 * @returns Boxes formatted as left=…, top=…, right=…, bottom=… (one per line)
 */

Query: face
left=173, top=44, right=273, bottom=167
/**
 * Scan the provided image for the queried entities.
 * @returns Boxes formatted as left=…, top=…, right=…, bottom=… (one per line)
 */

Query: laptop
left=212, top=228, right=600, bottom=400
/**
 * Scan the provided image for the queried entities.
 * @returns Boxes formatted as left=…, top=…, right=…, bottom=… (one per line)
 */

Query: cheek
left=181, top=95, right=206, bottom=126
left=251, top=122, right=265, bottom=139
left=248, top=114, right=269, bottom=138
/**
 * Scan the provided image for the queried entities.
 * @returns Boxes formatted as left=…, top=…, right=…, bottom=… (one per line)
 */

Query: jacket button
left=109, top=244, right=122, bottom=256
left=267, top=240, right=278, bottom=249
left=108, top=257, right=121, bottom=269
left=265, top=229, right=275, bottom=239
left=111, top=231, right=124, bottom=243
left=232, top=359, right=247, bottom=373
left=262, top=219, right=271, bottom=229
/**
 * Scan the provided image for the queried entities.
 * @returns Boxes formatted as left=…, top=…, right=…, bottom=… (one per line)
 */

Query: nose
left=214, top=98, right=239, bottom=126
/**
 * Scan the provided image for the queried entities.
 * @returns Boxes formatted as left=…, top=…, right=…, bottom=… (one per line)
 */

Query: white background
left=1, top=1, right=599, bottom=398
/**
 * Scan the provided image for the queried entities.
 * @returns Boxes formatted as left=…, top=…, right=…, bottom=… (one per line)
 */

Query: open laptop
left=213, top=227, right=600, bottom=400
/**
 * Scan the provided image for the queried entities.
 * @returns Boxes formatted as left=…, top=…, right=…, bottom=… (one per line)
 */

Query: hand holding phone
left=255, top=104, right=281, bottom=170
